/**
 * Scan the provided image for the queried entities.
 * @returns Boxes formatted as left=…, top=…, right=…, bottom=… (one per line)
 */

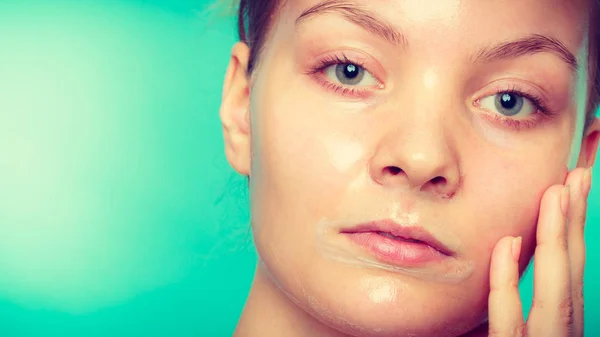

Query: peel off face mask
left=312, top=171, right=475, bottom=285
left=314, top=214, right=475, bottom=284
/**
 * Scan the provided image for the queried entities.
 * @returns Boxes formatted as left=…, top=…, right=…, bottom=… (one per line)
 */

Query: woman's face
left=236, top=0, right=589, bottom=335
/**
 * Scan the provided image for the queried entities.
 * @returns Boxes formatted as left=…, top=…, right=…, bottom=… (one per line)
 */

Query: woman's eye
left=324, top=63, right=378, bottom=86
left=479, top=92, right=537, bottom=118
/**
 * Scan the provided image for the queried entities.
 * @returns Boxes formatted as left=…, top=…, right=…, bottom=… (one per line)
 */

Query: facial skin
left=220, top=0, right=600, bottom=336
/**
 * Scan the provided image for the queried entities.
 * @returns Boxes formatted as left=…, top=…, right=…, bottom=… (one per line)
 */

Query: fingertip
left=497, top=236, right=516, bottom=255
left=539, top=185, right=563, bottom=213
left=488, top=237, right=525, bottom=332
left=511, top=236, right=522, bottom=262
left=491, top=236, right=517, bottom=276
left=537, top=185, right=569, bottom=242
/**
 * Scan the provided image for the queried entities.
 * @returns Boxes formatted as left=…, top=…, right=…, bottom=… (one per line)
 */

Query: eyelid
left=469, top=80, right=558, bottom=130
left=470, top=79, right=549, bottom=106
left=308, top=50, right=387, bottom=84
left=303, top=50, right=388, bottom=100
left=323, top=63, right=380, bottom=87
left=478, top=94, right=537, bottom=118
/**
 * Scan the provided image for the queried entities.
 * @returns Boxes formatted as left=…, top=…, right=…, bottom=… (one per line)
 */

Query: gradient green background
left=0, top=1, right=598, bottom=336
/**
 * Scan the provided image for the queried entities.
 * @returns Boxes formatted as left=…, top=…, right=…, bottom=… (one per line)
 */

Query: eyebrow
left=473, top=34, right=579, bottom=72
left=296, top=0, right=407, bottom=47
left=296, top=1, right=579, bottom=72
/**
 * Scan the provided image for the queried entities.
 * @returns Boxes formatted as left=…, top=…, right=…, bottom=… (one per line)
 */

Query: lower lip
left=344, top=232, right=448, bottom=266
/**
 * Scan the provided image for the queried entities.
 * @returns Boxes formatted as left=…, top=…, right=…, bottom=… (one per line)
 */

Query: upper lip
left=340, top=219, right=454, bottom=256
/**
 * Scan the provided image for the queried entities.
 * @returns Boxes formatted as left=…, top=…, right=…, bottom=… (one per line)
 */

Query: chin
left=276, top=259, right=489, bottom=337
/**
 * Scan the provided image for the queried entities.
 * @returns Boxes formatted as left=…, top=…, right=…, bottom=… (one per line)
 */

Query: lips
left=377, top=231, right=424, bottom=243
left=340, top=219, right=454, bottom=257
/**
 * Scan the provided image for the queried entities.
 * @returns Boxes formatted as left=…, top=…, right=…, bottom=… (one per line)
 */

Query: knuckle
left=557, top=236, right=569, bottom=251
left=533, top=298, right=575, bottom=326
left=488, top=324, right=528, bottom=337
left=559, top=297, right=575, bottom=327
left=575, top=212, right=587, bottom=225
left=573, top=203, right=588, bottom=222
left=539, top=237, right=569, bottom=252
left=573, top=282, right=585, bottom=303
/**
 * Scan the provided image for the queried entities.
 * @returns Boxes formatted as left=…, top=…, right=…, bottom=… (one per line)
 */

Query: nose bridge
left=386, top=65, right=455, bottom=156
left=368, top=70, right=460, bottom=196
left=391, top=63, right=456, bottom=130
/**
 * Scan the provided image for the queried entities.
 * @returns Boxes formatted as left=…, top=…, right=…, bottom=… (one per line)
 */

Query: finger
left=488, top=236, right=525, bottom=337
left=565, top=168, right=591, bottom=337
left=527, top=185, right=573, bottom=336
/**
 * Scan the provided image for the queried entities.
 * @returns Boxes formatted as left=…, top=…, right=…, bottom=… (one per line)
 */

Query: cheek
left=249, top=70, right=370, bottom=220
left=464, top=149, right=568, bottom=260
left=253, top=113, right=363, bottom=220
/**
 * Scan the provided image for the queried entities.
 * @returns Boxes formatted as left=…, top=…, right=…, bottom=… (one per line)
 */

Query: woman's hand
left=487, top=167, right=592, bottom=337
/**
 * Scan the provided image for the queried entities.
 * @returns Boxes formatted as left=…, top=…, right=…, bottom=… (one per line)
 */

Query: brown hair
left=236, top=0, right=599, bottom=135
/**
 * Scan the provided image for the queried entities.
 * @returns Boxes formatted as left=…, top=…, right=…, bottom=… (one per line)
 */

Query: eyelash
left=473, top=85, right=557, bottom=131
left=305, top=53, right=378, bottom=99
left=305, top=53, right=558, bottom=130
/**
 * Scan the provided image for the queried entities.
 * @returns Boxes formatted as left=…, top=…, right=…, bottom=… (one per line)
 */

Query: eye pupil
left=495, top=92, right=523, bottom=116
left=343, top=64, right=359, bottom=79
left=500, top=93, right=517, bottom=109
left=335, top=63, right=365, bottom=85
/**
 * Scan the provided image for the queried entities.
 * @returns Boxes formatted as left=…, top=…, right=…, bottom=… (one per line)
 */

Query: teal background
left=0, top=1, right=597, bottom=336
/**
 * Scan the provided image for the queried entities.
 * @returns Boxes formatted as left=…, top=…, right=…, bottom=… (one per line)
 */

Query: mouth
left=340, top=220, right=455, bottom=266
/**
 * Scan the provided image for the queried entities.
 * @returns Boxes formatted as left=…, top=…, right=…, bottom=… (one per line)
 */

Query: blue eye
left=480, top=92, right=537, bottom=118
left=497, top=93, right=523, bottom=116
left=324, top=63, right=378, bottom=86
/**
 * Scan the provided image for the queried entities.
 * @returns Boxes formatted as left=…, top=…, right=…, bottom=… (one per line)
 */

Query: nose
left=368, top=124, right=461, bottom=199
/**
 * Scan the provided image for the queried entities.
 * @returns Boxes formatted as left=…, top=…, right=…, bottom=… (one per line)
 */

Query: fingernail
left=560, top=185, right=570, bottom=217
left=511, top=236, right=522, bottom=262
left=583, top=167, right=592, bottom=197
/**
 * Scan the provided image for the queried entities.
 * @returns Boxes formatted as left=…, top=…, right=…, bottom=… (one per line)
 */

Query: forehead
left=277, top=0, right=589, bottom=52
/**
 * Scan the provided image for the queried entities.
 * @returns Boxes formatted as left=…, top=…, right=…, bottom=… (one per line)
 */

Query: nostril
left=385, top=166, right=402, bottom=175
left=431, top=176, right=446, bottom=185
